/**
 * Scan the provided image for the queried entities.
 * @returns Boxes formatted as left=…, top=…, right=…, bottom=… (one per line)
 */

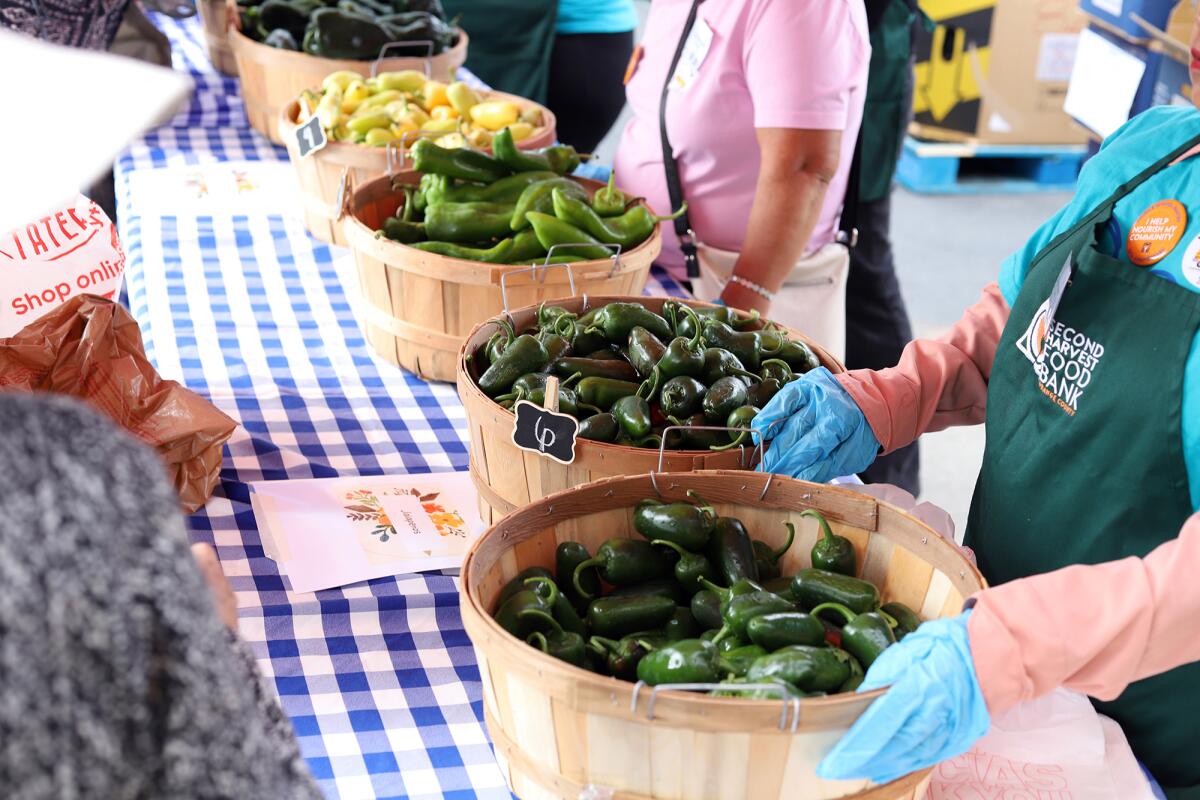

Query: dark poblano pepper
left=585, top=302, right=673, bottom=343
left=495, top=566, right=555, bottom=609
left=881, top=601, right=922, bottom=640
left=526, top=626, right=587, bottom=667
left=587, top=595, right=677, bottom=639
left=746, top=377, right=783, bottom=409
left=810, top=602, right=897, bottom=668
left=710, top=405, right=760, bottom=451
left=577, top=412, right=619, bottom=442
left=636, top=638, right=720, bottom=686
left=667, top=301, right=759, bottom=338
left=537, top=330, right=572, bottom=362
left=759, top=358, right=796, bottom=385
left=701, top=347, right=760, bottom=386
left=572, top=538, right=673, bottom=597
left=746, top=612, right=825, bottom=651
left=612, top=394, right=653, bottom=439
left=702, top=320, right=769, bottom=372
left=551, top=356, right=639, bottom=383
left=493, top=577, right=559, bottom=639
left=652, top=539, right=719, bottom=594
left=510, top=178, right=590, bottom=231
left=663, top=606, right=700, bottom=641
left=706, top=516, right=760, bottom=586
left=778, top=340, right=821, bottom=374
left=745, top=645, right=854, bottom=693
left=633, top=493, right=716, bottom=551
left=791, top=568, right=881, bottom=615
left=627, top=326, right=668, bottom=379
left=304, top=8, right=389, bottom=59
left=482, top=317, right=516, bottom=365
left=557, top=541, right=599, bottom=613
left=656, top=305, right=707, bottom=379
left=550, top=590, right=587, bottom=636
left=703, top=376, right=750, bottom=424
left=576, top=377, right=640, bottom=411
left=478, top=335, right=549, bottom=397
left=752, top=522, right=796, bottom=582
left=806, top=508, right=857, bottom=577
left=690, top=590, right=723, bottom=632
left=663, top=413, right=727, bottom=450
left=657, top=376, right=704, bottom=419
left=591, top=172, right=631, bottom=217
left=411, top=137, right=511, bottom=184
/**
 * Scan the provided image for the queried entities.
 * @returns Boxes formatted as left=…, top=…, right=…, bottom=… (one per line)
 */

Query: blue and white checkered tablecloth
left=114, top=14, right=685, bottom=800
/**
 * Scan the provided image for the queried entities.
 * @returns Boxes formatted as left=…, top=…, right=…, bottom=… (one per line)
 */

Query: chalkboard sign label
left=296, top=115, right=328, bottom=158
left=511, top=399, right=579, bottom=465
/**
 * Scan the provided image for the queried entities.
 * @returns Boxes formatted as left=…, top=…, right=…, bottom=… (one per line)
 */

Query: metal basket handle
left=334, top=167, right=352, bottom=222
left=371, top=40, right=436, bottom=78
left=629, top=681, right=802, bottom=732
left=499, top=262, right=578, bottom=324
left=385, top=130, right=438, bottom=175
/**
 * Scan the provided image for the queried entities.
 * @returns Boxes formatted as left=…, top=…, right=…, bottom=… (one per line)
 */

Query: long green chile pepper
left=433, top=170, right=558, bottom=204
left=380, top=216, right=426, bottom=244
left=710, top=404, right=760, bottom=451
left=587, top=595, right=676, bottom=639
left=526, top=212, right=613, bottom=261
left=753, top=521, right=796, bottom=581
left=507, top=228, right=549, bottom=262
left=576, top=377, right=640, bottom=411
left=412, top=237, right=516, bottom=262
left=551, top=187, right=685, bottom=249
left=578, top=412, right=619, bottom=442
left=510, top=178, right=590, bottom=231
left=557, top=541, right=599, bottom=612
left=627, top=326, right=667, bottom=378
left=551, top=357, right=639, bottom=383
left=651, top=539, right=719, bottom=595
left=806, top=508, right=857, bottom=577
left=572, top=538, right=672, bottom=597
left=701, top=347, right=760, bottom=386
left=492, top=127, right=580, bottom=174
left=706, top=516, right=760, bottom=586
left=410, top=137, right=510, bottom=183
left=810, top=602, right=897, bottom=668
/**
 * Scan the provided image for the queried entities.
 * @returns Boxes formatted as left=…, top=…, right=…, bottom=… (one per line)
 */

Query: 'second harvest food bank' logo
left=1015, top=299, right=1105, bottom=417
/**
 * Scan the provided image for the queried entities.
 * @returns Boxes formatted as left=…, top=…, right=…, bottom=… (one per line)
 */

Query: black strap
left=838, top=128, right=863, bottom=249
left=660, top=0, right=705, bottom=278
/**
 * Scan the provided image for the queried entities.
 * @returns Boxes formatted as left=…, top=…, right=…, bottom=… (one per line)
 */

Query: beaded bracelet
left=726, top=274, right=776, bottom=301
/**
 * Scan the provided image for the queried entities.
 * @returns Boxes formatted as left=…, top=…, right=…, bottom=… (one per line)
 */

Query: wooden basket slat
left=197, top=0, right=237, bottom=75
left=918, top=569, right=953, bottom=622
left=881, top=544, right=936, bottom=614
left=551, top=696, right=590, bottom=782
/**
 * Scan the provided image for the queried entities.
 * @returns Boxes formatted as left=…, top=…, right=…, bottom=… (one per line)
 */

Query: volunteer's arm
left=721, top=129, right=842, bottom=313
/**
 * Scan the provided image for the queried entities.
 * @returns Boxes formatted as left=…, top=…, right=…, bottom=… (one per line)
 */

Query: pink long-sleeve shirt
left=838, top=284, right=1200, bottom=714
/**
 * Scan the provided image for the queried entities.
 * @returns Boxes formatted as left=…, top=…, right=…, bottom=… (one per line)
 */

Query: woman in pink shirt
left=613, top=0, right=868, bottom=316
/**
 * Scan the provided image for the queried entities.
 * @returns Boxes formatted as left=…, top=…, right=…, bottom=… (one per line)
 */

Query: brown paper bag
left=0, top=294, right=237, bottom=512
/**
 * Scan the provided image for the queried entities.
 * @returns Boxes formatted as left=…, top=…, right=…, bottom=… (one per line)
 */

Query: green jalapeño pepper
left=551, top=187, right=684, bottom=250
left=586, top=302, right=673, bottom=344
left=636, top=638, right=720, bottom=686
left=633, top=492, right=716, bottom=552
left=537, top=330, right=572, bottom=362
left=576, top=377, right=640, bottom=411
left=656, top=306, right=707, bottom=379
left=881, top=601, right=922, bottom=640
left=806, top=508, right=857, bottom=577
left=778, top=339, right=820, bottom=374
left=701, top=347, right=760, bottom=386
left=494, top=576, right=559, bottom=639
left=495, top=566, right=554, bottom=609
left=717, top=644, right=768, bottom=679
left=591, top=171, right=630, bottom=217
left=478, top=334, right=550, bottom=397
left=525, top=212, right=614, bottom=261
left=612, top=394, right=652, bottom=439
left=745, top=612, right=824, bottom=651
left=664, top=606, right=700, bottom=641
left=557, top=541, right=599, bottom=613
left=703, top=320, right=768, bottom=372
left=690, top=589, right=723, bottom=630
left=587, top=595, right=676, bottom=639
left=706, top=516, right=761, bottom=586
left=753, top=521, right=796, bottom=581
left=423, top=201, right=516, bottom=243
left=703, top=376, right=750, bottom=424
left=711, top=405, right=760, bottom=451
left=791, top=568, right=880, bottom=615
left=551, top=356, right=639, bottom=383
left=840, top=653, right=866, bottom=692
left=658, top=376, right=705, bottom=419
left=745, top=645, right=853, bottom=693
left=651, top=539, right=719, bottom=594
left=710, top=590, right=795, bottom=645
left=411, top=238, right=515, bottom=263
left=578, top=412, right=619, bottom=442
left=810, top=603, right=897, bottom=668
left=607, top=577, right=686, bottom=604
left=411, top=137, right=511, bottom=184
left=573, top=538, right=672, bottom=597
left=526, top=626, right=587, bottom=667
left=627, top=326, right=667, bottom=379
left=510, top=178, right=590, bottom=231
left=589, top=633, right=661, bottom=680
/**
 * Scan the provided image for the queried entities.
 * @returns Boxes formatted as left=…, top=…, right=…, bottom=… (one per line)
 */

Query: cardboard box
left=912, top=0, right=1088, bottom=144
left=1078, top=0, right=1175, bottom=40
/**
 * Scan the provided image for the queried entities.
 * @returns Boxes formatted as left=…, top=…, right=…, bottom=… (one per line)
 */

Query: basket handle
left=499, top=261, right=578, bottom=323
left=335, top=167, right=353, bottom=223
left=372, top=40, right=436, bottom=78
left=534, top=242, right=623, bottom=278
left=629, top=680, right=802, bottom=732
left=385, top=130, right=440, bottom=175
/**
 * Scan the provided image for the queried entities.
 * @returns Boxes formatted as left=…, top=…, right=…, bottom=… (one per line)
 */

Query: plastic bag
left=0, top=294, right=236, bottom=512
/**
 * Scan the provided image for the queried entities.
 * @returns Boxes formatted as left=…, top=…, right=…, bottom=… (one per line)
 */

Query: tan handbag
left=690, top=241, right=850, bottom=362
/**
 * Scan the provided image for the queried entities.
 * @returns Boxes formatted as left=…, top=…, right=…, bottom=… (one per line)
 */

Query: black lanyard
left=659, top=0, right=705, bottom=278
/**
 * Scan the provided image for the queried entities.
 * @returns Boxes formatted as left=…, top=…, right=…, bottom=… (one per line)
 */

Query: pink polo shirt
left=614, top=0, right=869, bottom=278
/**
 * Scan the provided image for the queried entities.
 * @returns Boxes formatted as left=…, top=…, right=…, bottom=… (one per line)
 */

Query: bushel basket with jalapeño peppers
left=466, top=297, right=822, bottom=449
left=490, top=498, right=923, bottom=695
left=374, top=130, right=680, bottom=264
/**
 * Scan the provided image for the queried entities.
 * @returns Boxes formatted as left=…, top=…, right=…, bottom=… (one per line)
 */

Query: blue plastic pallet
left=896, top=137, right=1087, bottom=195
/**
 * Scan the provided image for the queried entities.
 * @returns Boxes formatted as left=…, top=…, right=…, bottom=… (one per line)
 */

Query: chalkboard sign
left=511, top=399, right=579, bottom=465
left=296, top=115, right=327, bottom=158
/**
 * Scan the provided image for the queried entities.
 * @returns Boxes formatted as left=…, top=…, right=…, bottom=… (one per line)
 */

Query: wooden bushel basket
left=341, top=172, right=660, bottom=382
left=461, top=471, right=985, bottom=800
left=198, top=0, right=237, bottom=76
left=456, top=295, right=844, bottom=524
left=280, top=95, right=557, bottom=246
left=226, top=0, right=468, bottom=145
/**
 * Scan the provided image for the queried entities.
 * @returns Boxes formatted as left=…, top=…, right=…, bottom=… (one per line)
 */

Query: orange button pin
left=1126, top=199, right=1187, bottom=266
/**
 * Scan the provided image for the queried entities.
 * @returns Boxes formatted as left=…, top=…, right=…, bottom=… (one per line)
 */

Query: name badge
left=670, top=17, right=713, bottom=91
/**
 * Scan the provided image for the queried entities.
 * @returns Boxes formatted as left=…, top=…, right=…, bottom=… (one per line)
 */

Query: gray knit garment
left=0, top=393, right=324, bottom=800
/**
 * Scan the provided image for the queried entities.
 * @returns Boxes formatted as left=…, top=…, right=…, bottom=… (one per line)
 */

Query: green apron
left=441, top=0, right=557, bottom=103
left=860, top=0, right=920, bottom=203
left=964, top=133, right=1200, bottom=798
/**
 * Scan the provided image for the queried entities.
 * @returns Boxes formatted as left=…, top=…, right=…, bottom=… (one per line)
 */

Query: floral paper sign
left=249, top=471, right=482, bottom=594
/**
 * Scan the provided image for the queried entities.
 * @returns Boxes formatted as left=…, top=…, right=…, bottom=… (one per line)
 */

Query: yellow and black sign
left=913, top=0, right=996, bottom=136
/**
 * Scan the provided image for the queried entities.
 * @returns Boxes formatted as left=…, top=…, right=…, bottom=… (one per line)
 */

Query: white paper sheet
left=1064, top=28, right=1147, bottom=138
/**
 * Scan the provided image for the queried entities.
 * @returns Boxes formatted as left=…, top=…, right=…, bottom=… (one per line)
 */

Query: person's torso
left=555, top=0, right=637, bottom=34
left=613, top=0, right=868, bottom=276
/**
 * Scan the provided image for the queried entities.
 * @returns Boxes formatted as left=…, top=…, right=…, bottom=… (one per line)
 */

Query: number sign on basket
left=296, top=115, right=327, bottom=158
left=511, top=400, right=578, bottom=465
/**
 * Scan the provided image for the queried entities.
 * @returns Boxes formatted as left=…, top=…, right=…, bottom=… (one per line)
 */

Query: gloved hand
left=816, top=611, right=991, bottom=785
left=753, top=367, right=880, bottom=482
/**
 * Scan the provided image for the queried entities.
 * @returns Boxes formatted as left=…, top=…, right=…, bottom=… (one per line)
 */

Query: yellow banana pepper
left=468, top=100, right=520, bottom=131
left=446, top=81, right=480, bottom=115
left=376, top=70, right=427, bottom=93
left=321, top=70, right=360, bottom=93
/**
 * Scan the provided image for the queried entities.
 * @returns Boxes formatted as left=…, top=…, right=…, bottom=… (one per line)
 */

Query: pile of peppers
left=375, top=130, right=678, bottom=263
left=490, top=498, right=924, bottom=695
left=239, top=0, right=457, bottom=57
left=469, top=298, right=821, bottom=450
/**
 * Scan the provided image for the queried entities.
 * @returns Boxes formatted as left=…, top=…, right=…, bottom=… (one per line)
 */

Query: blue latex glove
left=753, top=367, right=880, bottom=482
left=571, top=161, right=611, bottom=182
left=816, top=611, right=991, bottom=786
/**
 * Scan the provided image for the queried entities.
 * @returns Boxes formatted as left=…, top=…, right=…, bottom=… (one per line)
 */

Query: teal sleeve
left=997, top=201, right=1077, bottom=307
